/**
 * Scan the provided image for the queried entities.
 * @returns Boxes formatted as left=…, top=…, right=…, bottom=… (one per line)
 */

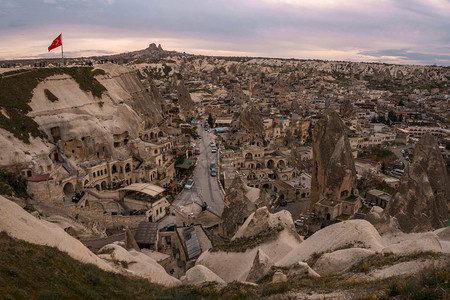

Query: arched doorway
left=326, top=213, right=331, bottom=221
left=63, top=182, right=74, bottom=196
left=267, top=160, right=274, bottom=169
left=101, top=181, right=107, bottom=190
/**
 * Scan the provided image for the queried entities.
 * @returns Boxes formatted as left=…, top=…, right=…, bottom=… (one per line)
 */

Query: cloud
left=0, top=0, right=449, bottom=65
left=359, top=48, right=450, bottom=65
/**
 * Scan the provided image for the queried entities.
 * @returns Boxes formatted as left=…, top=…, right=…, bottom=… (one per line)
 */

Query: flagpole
left=61, top=33, right=64, bottom=67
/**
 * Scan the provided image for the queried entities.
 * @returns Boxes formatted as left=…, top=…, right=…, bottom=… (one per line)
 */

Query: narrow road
left=171, top=125, right=224, bottom=216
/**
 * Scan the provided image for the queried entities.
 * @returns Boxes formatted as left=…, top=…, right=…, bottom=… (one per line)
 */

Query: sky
left=0, top=0, right=449, bottom=66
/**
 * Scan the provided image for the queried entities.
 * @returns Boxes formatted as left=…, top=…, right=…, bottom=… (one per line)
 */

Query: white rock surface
left=367, top=258, right=450, bottom=280
left=180, top=265, right=226, bottom=286
left=196, top=229, right=301, bottom=283
left=313, top=248, right=375, bottom=275
left=434, top=227, right=450, bottom=253
left=288, top=261, right=320, bottom=277
left=278, top=220, right=384, bottom=267
left=0, top=195, right=111, bottom=271
left=232, top=207, right=298, bottom=241
left=98, top=244, right=181, bottom=287
left=246, top=248, right=275, bottom=282
left=382, top=232, right=443, bottom=255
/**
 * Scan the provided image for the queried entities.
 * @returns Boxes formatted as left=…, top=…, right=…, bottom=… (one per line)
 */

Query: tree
left=388, top=110, right=397, bottom=122
left=398, top=100, right=405, bottom=106
left=208, top=113, right=214, bottom=128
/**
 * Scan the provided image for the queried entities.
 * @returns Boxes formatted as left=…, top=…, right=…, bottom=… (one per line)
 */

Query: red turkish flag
left=48, top=34, right=62, bottom=52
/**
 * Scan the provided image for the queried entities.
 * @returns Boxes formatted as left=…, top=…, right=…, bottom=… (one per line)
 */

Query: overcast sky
left=1, top=0, right=449, bottom=65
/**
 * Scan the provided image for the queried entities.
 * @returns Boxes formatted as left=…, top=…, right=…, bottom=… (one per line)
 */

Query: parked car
left=280, top=200, right=287, bottom=207
left=294, top=219, right=304, bottom=227
left=211, top=147, right=217, bottom=153
left=210, top=168, right=217, bottom=177
left=185, top=179, right=194, bottom=189
left=210, top=162, right=217, bottom=170
left=209, top=142, right=215, bottom=147
left=197, top=135, right=202, bottom=139
left=194, top=148, right=200, bottom=155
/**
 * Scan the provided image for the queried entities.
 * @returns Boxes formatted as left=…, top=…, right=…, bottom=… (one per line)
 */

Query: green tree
left=208, top=113, right=214, bottom=128
left=398, top=100, right=405, bottom=106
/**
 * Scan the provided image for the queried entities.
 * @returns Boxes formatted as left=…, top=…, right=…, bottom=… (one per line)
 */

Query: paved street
left=390, top=145, right=412, bottom=166
left=171, top=124, right=224, bottom=216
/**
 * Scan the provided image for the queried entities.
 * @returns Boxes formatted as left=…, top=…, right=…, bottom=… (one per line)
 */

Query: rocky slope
left=0, top=64, right=165, bottom=167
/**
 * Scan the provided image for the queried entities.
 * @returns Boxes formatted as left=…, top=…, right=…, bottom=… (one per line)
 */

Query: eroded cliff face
left=221, top=176, right=269, bottom=237
left=383, top=134, right=449, bottom=233
left=239, top=104, right=265, bottom=138
left=0, top=64, right=166, bottom=166
left=310, top=110, right=357, bottom=209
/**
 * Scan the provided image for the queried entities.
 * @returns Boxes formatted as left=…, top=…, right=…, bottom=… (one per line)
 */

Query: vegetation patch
left=351, top=251, right=443, bottom=274
left=211, top=226, right=284, bottom=253
left=0, top=67, right=106, bottom=143
left=0, top=169, right=27, bottom=197
left=44, top=89, right=58, bottom=102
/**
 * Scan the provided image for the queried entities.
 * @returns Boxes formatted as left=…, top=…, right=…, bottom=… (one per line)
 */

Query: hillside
left=1, top=231, right=449, bottom=300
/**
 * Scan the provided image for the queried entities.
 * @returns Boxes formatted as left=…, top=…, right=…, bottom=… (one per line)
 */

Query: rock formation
left=98, top=243, right=181, bottom=287
left=180, top=265, right=226, bottom=286
left=232, top=206, right=297, bottom=240
left=339, top=99, right=355, bottom=119
left=278, top=220, right=384, bottom=267
left=246, top=249, right=274, bottom=282
left=221, top=176, right=268, bottom=237
left=381, top=134, right=449, bottom=233
left=239, top=104, right=265, bottom=138
left=310, top=109, right=357, bottom=210
left=313, top=248, right=375, bottom=275
left=0, top=195, right=112, bottom=271
left=125, top=228, right=140, bottom=251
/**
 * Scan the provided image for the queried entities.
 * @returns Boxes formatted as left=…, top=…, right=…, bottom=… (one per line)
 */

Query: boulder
left=181, top=265, right=226, bottom=286
left=246, top=248, right=275, bottom=282
left=310, top=109, right=357, bottom=211
left=382, top=134, right=449, bottom=233
left=278, top=220, right=384, bottom=267
left=313, top=248, right=375, bottom=275
left=288, top=261, right=320, bottom=277
left=272, top=271, right=287, bottom=283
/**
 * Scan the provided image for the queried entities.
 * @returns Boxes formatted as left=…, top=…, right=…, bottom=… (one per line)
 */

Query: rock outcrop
left=239, top=104, right=265, bottom=138
left=339, top=99, right=355, bottom=118
left=180, top=265, right=226, bottom=286
left=313, top=248, right=375, bottom=275
left=0, top=195, right=112, bottom=271
left=287, top=261, right=320, bottom=277
left=232, top=207, right=298, bottom=240
left=221, top=176, right=269, bottom=237
left=381, top=134, right=449, bottom=233
left=98, top=243, right=181, bottom=287
left=246, top=249, right=275, bottom=282
left=310, top=109, right=357, bottom=210
left=278, top=220, right=384, bottom=267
